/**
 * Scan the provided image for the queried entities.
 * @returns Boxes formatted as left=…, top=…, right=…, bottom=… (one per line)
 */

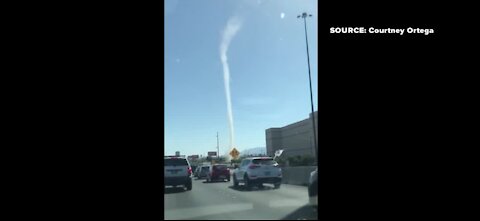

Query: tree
left=276, top=157, right=287, bottom=167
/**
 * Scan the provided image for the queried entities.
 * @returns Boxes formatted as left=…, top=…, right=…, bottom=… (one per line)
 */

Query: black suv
left=164, top=156, right=193, bottom=191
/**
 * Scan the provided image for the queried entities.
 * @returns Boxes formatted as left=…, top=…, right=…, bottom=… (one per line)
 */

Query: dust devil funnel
left=220, top=16, right=242, bottom=154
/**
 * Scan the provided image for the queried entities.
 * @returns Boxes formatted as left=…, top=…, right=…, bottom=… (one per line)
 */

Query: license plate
left=265, top=172, right=271, bottom=176
left=168, top=169, right=179, bottom=174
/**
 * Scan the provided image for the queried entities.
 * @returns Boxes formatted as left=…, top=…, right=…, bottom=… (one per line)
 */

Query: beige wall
left=266, top=111, right=318, bottom=158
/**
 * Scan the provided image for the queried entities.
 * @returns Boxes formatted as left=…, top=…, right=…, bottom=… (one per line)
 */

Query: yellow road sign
left=229, top=148, right=240, bottom=159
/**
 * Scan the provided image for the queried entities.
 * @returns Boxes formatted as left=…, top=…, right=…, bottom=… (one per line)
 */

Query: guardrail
left=280, top=166, right=317, bottom=186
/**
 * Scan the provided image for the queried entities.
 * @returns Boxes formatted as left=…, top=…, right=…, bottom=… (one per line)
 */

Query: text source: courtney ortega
left=330, top=27, right=434, bottom=35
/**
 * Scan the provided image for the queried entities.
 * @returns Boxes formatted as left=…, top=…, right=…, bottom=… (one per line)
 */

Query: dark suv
left=206, top=164, right=230, bottom=182
left=164, top=156, right=192, bottom=191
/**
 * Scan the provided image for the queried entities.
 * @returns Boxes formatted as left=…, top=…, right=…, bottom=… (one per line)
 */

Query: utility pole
left=217, top=132, right=219, bottom=158
left=297, top=12, right=318, bottom=164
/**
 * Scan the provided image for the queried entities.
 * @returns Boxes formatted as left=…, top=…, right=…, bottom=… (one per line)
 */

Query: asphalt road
left=164, top=177, right=317, bottom=220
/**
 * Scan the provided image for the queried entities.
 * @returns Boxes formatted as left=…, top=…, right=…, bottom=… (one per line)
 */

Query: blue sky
left=165, top=0, right=318, bottom=157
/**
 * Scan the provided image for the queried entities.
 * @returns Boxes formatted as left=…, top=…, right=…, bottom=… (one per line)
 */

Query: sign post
left=274, top=149, right=284, bottom=160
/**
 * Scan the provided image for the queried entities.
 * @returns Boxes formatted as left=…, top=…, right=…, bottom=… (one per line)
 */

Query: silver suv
left=164, top=156, right=192, bottom=191
left=232, top=157, right=282, bottom=189
left=308, top=167, right=318, bottom=206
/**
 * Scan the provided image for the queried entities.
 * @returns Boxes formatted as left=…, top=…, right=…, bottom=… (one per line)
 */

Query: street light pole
left=217, top=132, right=219, bottom=158
left=298, top=12, right=318, bottom=164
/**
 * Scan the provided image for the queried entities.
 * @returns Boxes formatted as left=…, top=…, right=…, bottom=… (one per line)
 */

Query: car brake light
left=187, top=167, right=192, bottom=175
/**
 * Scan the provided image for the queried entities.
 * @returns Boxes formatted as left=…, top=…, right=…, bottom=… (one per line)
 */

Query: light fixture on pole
left=297, top=12, right=318, bottom=164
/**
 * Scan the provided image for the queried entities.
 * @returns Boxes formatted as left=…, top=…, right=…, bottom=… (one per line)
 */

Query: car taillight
left=187, top=167, right=192, bottom=175
left=249, top=164, right=260, bottom=169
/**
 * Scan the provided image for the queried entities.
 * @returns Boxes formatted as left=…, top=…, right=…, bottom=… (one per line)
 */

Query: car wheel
left=233, top=175, right=239, bottom=187
left=274, top=183, right=281, bottom=189
left=186, top=181, right=192, bottom=191
left=244, top=174, right=252, bottom=190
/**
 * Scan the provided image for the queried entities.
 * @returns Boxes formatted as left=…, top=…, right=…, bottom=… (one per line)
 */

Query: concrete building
left=266, top=111, right=318, bottom=158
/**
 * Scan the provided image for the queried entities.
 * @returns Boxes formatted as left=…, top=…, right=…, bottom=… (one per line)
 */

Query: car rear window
left=213, top=165, right=227, bottom=170
left=252, top=159, right=276, bottom=165
left=165, top=158, right=188, bottom=166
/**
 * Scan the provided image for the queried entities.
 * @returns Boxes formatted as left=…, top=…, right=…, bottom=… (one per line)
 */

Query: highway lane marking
left=165, top=203, right=254, bottom=220
left=268, top=199, right=308, bottom=208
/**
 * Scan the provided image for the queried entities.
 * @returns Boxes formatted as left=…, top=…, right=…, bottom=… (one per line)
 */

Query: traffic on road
left=164, top=156, right=318, bottom=220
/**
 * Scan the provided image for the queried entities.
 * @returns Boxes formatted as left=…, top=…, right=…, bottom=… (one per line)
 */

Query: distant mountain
left=240, top=147, right=267, bottom=156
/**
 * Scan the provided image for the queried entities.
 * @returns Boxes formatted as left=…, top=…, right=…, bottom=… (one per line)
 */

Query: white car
left=308, top=167, right=318, bottom=206
left=232, top=157, right=282, bottom=189
left=164, top=156, right=193, bottom=191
